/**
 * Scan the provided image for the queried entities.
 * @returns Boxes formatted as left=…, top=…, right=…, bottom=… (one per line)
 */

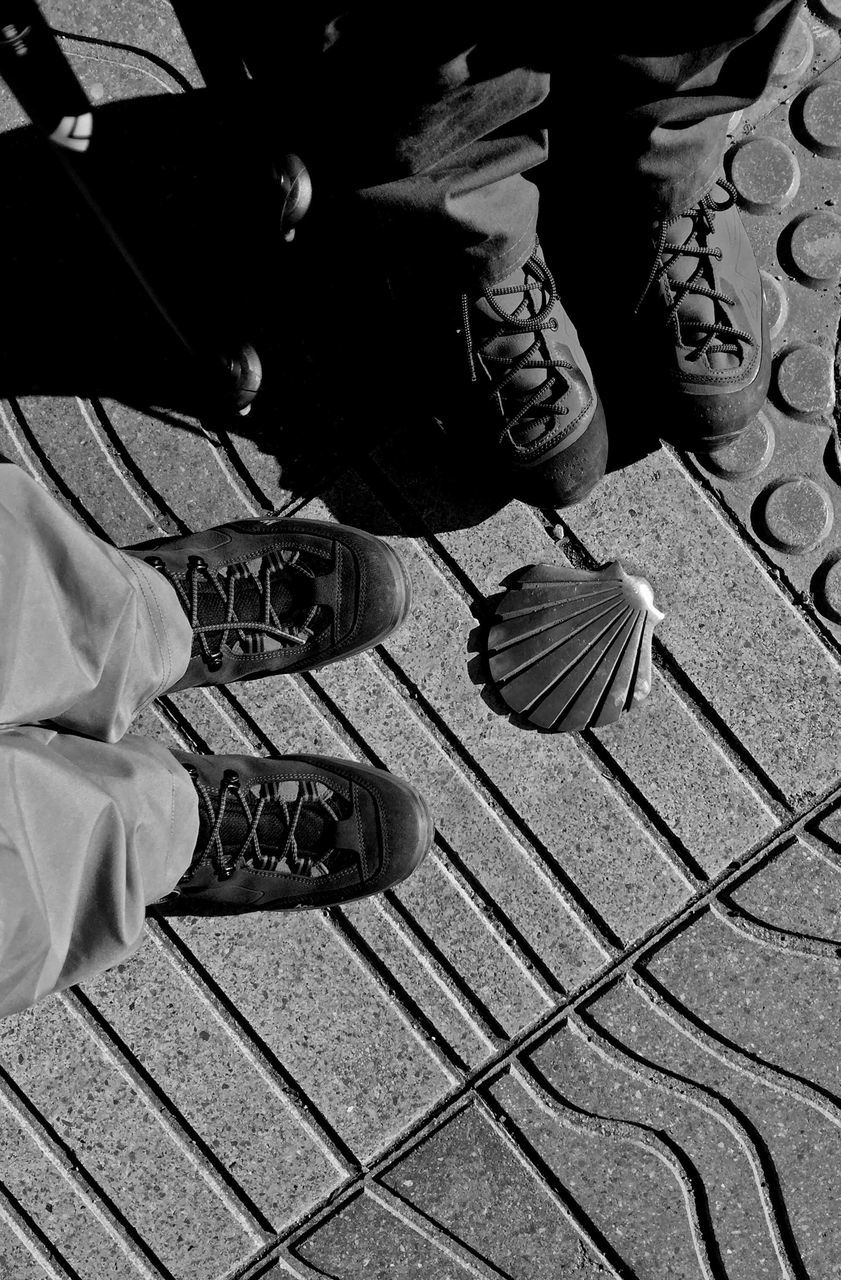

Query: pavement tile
left=0, top=1097, right=139, bottom=1279
left=0, top=1000, right=260, bottom=1277
left=564, top=447, right=841, bottom=807
left=372, top=442, right=779, bottom=875
left=336, top=893, right=497, bottom=1072
left=588, top=675, right=777, bottom=874
left=84, top=938, right=347, bottom=1230
left=0, top=1216, right=55, bottom=1280
left=375, top=1103, right=592, bottom=1278
left=313, top=652, right=608, bottom=991
left=302, top=480, right=692, bottom=946
left=292, top=1188, right=477, bottom=1279
left=174, top=910, right=457, bottom=1165
left=698, top=59, right=841, bottom=628
left=385, top=852, right=552, bottom=1038
left=488, top=1063, right=722, bottom=1280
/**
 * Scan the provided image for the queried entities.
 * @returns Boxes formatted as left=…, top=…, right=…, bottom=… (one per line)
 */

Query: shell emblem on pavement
left=486, top=561, right=665, bottom=732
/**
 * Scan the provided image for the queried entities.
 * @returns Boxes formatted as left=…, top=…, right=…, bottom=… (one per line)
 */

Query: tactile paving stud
left=793, top=82, right=841, bottom=158
left=814, top=553, right=841, bottom=622
left=699, top=411, right=775, bottom=481
left=809, top=0, right=841, bottom=29
left=760, top=270, right=789, bottom=339
left=771, top=14, right=814, bottom=83
left=783, top=210, right=841, bottom=288
left=755, top=476, right=835, bottom=553
left=728, top=137, right=800, bottom=213
left=774, top=343, right=836, bottom=419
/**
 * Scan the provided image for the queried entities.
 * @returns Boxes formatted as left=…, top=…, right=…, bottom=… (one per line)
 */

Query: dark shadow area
left=0, top=83, right=520, bottom=529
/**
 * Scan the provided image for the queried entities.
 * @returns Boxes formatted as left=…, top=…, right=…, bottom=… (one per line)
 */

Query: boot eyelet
left=549, top=317, right=559, bottom=331
left=188, top=555, right=208, bottom=569
left=145, top=556, right=165, bottom=569
left=207, top=652, right=224, bottom=671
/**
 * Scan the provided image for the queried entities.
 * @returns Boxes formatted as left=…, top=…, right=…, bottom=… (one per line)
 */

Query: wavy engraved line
left=0, top=1075, right=163, bottom=1279
left=570, top=1011, right=806, bottom=1280
left=145, top=922, right=354, bottom=1179
left=58, top=992, right=267, bottom=1245
left=366, top=1184, right=509, bottom=1278
left=710, top=897, right=841, bottom=962
left=472, top=1088, right=628, bottom=1278
left=630, top=971, right=841, bottom=1133
left=515, top=1062, right=723, bottom=1280
left=0, top=1189, right=74, bottom=1280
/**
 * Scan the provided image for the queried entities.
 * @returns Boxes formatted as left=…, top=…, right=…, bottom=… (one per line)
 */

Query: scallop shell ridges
left=486, top=561, right=664, bottom=732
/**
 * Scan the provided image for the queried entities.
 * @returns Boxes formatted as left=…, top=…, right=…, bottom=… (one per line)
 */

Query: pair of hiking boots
left=450, top=180, right=771, bottom=507
left=126, top=518, right=432, bottom=913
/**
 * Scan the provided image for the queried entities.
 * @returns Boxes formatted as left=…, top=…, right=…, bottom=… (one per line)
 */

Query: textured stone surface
left=0, top=1000, right=261, bottom=1277
left=1, top=4, right=841, bottom=1279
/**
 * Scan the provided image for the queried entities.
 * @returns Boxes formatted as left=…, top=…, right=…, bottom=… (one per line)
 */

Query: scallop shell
left=486, top=561, right=664, bottom=732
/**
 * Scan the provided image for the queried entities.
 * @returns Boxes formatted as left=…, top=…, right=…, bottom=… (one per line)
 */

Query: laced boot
left=123, top=515, right=411, bottom=690
left=155, top=751, right=434, bottom=912
left=452, top=241, right=608, bottom=507
left=634, top=178, right=771, bottom=448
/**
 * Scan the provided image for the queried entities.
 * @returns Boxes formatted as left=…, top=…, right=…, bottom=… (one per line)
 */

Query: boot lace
left=145, top=548, right=320, bottom=671
left=634, top=179, right=755, bottom=362
left=182, top=766, right=347, bottom=883
left=460, top=249, right=575, bottom=444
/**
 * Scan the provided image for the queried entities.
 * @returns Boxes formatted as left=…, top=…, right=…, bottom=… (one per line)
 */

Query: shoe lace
left=460, top=250, right=574, bottom=444
left=634, top=179, right=756, bottom=361
left=182, top=766, right=345, bottom=883
left=145, top=548, right=320, bottom=671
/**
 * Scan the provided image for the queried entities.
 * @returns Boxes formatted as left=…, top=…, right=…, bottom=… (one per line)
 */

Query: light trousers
left=0, top=462, right=199, bottom=1019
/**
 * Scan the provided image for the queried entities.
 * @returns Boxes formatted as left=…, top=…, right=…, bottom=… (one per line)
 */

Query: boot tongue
left=192, top=558, right=314, bottom=657
left=473, top=272, right=568, bottom=434
left=662, top=214, right=741, bottom=372
left=202, top=780, right=354, bottom=877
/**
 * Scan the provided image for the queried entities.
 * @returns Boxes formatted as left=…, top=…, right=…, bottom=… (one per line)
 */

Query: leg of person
left=0, top=458, right=193, bottom=740
left=0, top=463, right=432, bottom=1016
left=572, top=1, right=804, bottom=447
left=0, top=726, right=432, bottom=1018
left=254, top=8, right=607, bottom=507
left=0, top=726, right=198, bottom=1018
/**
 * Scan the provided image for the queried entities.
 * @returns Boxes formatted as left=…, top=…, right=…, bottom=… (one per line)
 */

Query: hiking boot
left=123, top=516, right=411, bottom=690
left=154, top=751, right=434, bottom=913
left=634, top=178, right=771, bottom=448
left=451, top=241, right=608, bottom=508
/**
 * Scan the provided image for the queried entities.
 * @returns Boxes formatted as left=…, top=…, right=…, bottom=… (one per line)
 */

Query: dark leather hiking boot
left=634, top=179, right=770, bottom=448
left=123, top=516, right=411, bottom=690
left=154, top=751, right=434, bottom=913
left=450, top=241, right=608, bottom=508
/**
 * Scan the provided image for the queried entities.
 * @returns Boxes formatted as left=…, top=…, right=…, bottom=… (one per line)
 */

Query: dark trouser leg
left=261, top=3, right=803, bottom=284
left=565, top=0, right=804, bottom=216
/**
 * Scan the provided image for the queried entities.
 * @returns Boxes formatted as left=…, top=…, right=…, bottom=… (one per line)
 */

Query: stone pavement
left=1, top=4, right=841, bottom=1278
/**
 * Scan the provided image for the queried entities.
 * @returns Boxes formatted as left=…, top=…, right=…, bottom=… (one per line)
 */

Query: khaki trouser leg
left=0, top=463, right=198, bottom=1018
